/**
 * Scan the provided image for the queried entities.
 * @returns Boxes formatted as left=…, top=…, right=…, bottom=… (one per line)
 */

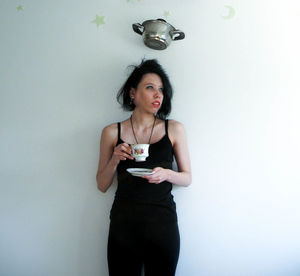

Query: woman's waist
left=114, top=191, right=175, bottom=204
left=116, top=171, right=174, bottom=196
left=110, top=195, right=177, bottom=222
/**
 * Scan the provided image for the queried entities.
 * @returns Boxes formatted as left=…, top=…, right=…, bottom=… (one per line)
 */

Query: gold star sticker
left=17, top=5, right=24, bottom=11
left=163, top=11, right=171, bottom=18
left=92, top=15, right=105, bottom=28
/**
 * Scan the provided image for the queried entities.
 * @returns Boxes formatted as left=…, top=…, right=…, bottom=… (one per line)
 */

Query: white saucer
left=127, top=168, right=154, bottom=177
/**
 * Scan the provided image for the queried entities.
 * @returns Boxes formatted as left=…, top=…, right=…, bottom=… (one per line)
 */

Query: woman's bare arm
left=143, top=120, right=192, bottom=186
left=96, top=123, right=133, bottom=193
left=168, top=120, right=192, bottom=186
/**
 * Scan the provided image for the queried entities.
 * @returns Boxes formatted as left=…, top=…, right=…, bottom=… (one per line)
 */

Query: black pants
left=107, top=217, right=180, bottom=276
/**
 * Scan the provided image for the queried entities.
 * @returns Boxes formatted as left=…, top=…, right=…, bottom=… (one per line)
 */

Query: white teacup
left=131, top=144, right=150, bottom=162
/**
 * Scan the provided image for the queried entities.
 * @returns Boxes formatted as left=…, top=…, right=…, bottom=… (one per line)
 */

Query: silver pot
left=132, top=19, right=185, bottom=50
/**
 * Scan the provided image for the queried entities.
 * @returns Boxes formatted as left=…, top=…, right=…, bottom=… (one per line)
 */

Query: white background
left=1, top=0, right=300, bottom=275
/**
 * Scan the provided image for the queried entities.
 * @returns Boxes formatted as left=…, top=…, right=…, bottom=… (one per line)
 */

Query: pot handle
left=132, top=23, right=144, bottom=35
left=170, top=30, right=185, bottom=41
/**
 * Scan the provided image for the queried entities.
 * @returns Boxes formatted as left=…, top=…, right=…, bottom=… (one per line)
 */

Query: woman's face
left=130, top=73, right=164, bottom=114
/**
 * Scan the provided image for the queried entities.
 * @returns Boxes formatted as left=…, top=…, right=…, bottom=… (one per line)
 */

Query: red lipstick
left=152, top=101, right=161, bottom=108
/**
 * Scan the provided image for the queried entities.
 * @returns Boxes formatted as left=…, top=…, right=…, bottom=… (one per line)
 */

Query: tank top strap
left=117, top=122, right=121, bottom=141
left=165, top=119, right=169, bottom=137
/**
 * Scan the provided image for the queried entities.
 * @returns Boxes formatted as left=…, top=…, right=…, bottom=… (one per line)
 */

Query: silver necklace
left=130, top=115, right=156, bottom=144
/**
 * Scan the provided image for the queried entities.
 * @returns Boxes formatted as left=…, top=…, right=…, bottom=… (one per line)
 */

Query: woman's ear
left=130, top=88, right=136, bottom=99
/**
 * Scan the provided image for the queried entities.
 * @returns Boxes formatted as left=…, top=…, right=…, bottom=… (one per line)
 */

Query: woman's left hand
left=142, top=167, right=169, bottom=184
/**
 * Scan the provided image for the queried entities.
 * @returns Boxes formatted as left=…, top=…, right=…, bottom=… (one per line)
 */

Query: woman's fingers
left=113, top=143, right=134, bottom=161
left=143, top=167, right=166, bottom=184
left=120, top=143, right=134, bottom=159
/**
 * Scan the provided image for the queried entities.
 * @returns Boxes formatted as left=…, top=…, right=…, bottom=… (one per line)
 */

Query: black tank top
left=110, top=120, right=177, bottom=222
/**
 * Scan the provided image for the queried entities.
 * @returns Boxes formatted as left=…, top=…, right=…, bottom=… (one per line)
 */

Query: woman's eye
left=146, top=85, right=153, bottom=89
left=159, top=88, right=164, bottom=93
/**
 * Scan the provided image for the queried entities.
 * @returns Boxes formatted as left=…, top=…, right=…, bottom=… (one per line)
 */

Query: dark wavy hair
left=117, top=59, right=173, bottom=119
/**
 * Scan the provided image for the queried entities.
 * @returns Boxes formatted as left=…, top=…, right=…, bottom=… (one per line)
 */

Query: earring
left=130, top=97, right=134, bottom=105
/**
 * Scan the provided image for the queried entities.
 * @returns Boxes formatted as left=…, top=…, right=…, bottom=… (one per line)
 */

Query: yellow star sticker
left=92, top=15, right=105, bottom=28
left=17, top=5, right=24, bottom=11
left=163, top=11, right=171, bottom=18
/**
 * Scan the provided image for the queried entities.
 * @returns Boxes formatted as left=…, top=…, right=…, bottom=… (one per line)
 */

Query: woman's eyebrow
left=144, top=82, right=163, bottom=87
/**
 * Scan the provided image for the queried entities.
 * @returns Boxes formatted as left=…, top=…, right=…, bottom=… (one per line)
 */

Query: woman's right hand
left=97, top=124, right=134, bottom=193
left=111, top=143, right=134, bottom=164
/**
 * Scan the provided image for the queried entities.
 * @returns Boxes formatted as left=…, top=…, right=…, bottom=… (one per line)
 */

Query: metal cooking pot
left=132, top=19, right=185, bottom=50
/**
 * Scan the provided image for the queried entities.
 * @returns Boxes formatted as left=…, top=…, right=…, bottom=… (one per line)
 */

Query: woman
left=96, top=59, right=191, bottom=276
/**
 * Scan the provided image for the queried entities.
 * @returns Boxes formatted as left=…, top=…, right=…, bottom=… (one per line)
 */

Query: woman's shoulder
left=167, top=119, right=186, bottom=141
left=102, top=122, right=118, bottom=132
left=167, top=119, right=185, bottom=131
left=101, top=122, right=119, bottom=143
left=101, top=119, right=130, bottom=141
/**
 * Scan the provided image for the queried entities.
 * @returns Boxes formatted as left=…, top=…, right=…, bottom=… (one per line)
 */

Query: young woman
left=96, top=59, right=191, bottom=276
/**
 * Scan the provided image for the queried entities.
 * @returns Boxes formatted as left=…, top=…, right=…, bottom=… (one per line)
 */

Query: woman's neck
left=131, top=110, right=156, bottom=130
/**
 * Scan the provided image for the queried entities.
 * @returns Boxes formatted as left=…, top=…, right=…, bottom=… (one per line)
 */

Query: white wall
left=1, top=0, right=300, bottom=275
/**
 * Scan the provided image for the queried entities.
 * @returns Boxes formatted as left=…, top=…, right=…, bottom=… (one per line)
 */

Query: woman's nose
left=154, top=89, right=162, bottom=97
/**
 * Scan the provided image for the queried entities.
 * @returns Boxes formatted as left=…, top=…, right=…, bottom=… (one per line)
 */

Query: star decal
left=127, top=0, right=142, bottom=3
left=92, top=15, right=105, bottom=28
left=17, top=5, right=24, bottom=11
left=222, top=5, right=235, bottom=20
left=163, top=11, right=171, bottom=18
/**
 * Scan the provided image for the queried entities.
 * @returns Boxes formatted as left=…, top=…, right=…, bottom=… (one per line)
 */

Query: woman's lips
left=152, top=101, right=161, bottom=108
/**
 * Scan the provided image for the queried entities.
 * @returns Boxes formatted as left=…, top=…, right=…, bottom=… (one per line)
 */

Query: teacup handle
left=132, top=23, right=144, bottom=35
left=170, top=30, right=185, bottom=40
